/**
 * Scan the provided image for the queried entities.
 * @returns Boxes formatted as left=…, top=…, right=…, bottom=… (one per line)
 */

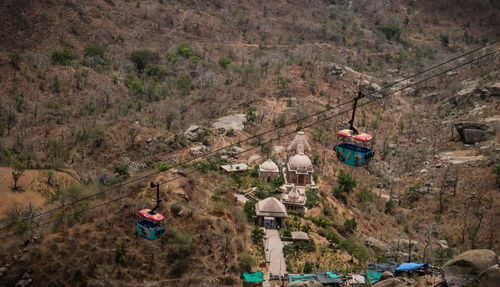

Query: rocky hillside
left=0, top=0, right=499, bottom=286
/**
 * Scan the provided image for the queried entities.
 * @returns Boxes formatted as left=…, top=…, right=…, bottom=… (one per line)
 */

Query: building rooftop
left=281, top=186, right=306, bottom=205
left=259, top=159, right=279, bottom=172
left=220, top=163, right=250, bottom=172
left=291, top=231, right=310, bottom=241
left=255, top=197, right=288, bottom=218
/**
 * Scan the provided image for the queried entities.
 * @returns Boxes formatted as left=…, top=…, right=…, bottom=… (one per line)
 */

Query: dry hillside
left=0, top=0, right=499, bottom=286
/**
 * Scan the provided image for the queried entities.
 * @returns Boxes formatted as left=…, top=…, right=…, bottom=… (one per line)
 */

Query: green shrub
left=170, top=202, right=181, bottom=215
left=225, top=129, right=235, bottom=136
left=157, top=161, right=173, bottom=171
left=125, top=79, right=145, bottom=97
left=8, top=52, right=21, bottom=68
left=89, top=126, right=105, bottom=147
left=251, top=226, right=264, bottom=244
left=308, top=216, right=332, bottom=228
left=51, top=48, right=76, bottom=66
left=343, top=218, right=357, bottom=233
left=238, top=253, right=256, bottom=272
left=319, top=229, right=341, bottom=244
left=332, top=170, right=356, bottom=204
left=355, top=186, right=373, bottom=202
left=280, top=227, right=292, bottom=237
left=218, top=57, right=231, bottom=69
left=177, top=43, right=194, bottom=58
left=303, top=261, right=314, bottom=273
left=115, top=233, right=128, bottom=263
left=113, top=162, right=129, bottom=179
left=277, top=76, right=292, bottom=88
left=432, top=247, right=454, bottom=266
left=146, top=65, right=167, bottom=81
left=339, top=237, right=368, bottom=262
left=84, top=45, right=105, bottom=58
left=385, top=200, right=394, bottom=214
left=177, top=73, right=193, bottom=93
left=288, top=209, right=305, bottom=217
left=130, top=50, right=150, bottom=71
left=377, top=24, right=401, bottom=41
left=440, top=33, right=449, bottom=47
left=306, top=188, right=321, bottom=208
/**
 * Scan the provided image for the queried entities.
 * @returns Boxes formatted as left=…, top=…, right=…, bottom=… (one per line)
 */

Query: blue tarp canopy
left=243, top=271, right=264, bottom=282
left=396, top=262, right=429, bottom=271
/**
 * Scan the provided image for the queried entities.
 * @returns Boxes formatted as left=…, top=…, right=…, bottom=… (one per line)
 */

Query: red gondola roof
left=138, top=209, right=164, bottom=222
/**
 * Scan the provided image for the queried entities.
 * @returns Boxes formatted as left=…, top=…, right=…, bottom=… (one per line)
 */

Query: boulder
left=373, top=278, right=405, bottom=287
left=486, top=81, right=500, bottom=97
left=436, top=240, right=449, bottom=249
left=454, top=122, right=491, bottom=144
left=475, top=264, right=500, bottom=287
left=184, top=125, right=200, bottom=141
left=443, top=249, right=498, bottom=286
left=380, top=271, right=394, bottom=281
left=364, top=237, right=388, bottom=253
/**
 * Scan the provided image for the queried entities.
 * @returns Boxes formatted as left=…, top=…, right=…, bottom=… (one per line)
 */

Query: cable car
left=137, top=182, right=165, bottom=240
left=334, top=91, right=374, bottom=167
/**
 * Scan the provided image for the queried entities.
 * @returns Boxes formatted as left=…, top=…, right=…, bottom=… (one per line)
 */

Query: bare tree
left=129, top=124, right=142, bottom=148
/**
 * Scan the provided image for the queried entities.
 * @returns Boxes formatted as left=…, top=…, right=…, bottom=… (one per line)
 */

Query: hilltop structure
left=278, top=131, right=316, bottom=213
left=258, top=159, right=280, bottom=182
left=285, top=131, right=314, bottom=187
left=255, top=197, right=288, bottom=229
left=281, top=186, right=306, bottom=212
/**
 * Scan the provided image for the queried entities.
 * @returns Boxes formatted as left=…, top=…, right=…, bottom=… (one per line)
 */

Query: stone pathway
left=265, top=229, right=286, bottom=278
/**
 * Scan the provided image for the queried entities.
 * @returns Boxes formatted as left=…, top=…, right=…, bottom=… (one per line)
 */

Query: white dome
left=260, top=159, right=279, bottom=172
left=289, top=153, right=312, bottom=169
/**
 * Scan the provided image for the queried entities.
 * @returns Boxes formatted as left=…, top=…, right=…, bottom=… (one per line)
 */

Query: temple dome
left=260, top=159, right=279, bottom=172
left=289, top=153, right=312, bottom=169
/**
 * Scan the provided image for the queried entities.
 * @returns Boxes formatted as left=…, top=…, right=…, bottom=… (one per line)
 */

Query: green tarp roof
left=366, top=270, right=383, bottom=284
left=243, top=271, right=264, bottom=283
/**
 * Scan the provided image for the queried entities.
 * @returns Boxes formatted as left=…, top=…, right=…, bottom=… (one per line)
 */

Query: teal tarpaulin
left=243, top=271, right=264, bottom=282
left=326, top=271, right=341, bottom=278
left=289, top=274, right=316, bottom=282
left=366, top=270, right=383, bottom=284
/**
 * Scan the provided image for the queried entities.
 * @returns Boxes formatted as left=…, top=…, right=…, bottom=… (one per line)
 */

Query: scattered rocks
left=323, top=65, right=345, bottom=80
left=184, top=125, right=200, bottom=142
left=190, top=145, right=209, bottom=156
left=380, top=271, right=394, bottom=281
left=444, top=249, right=498, bottom=286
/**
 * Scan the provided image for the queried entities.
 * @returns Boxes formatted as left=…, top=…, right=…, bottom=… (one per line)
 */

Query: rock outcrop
left=443, top=249, right=498, bottom=286
left=184, top=125, right=200, bottom=141
left=364, top=237, right=388, bottom=254
left=454, top=122, right=491, bottom=144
